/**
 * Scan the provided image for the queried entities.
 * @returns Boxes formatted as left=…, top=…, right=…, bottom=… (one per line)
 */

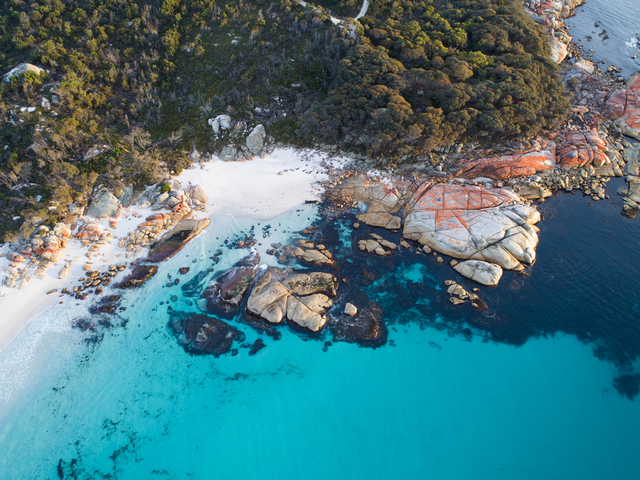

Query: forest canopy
left=307, top=0, right=571, bottom=156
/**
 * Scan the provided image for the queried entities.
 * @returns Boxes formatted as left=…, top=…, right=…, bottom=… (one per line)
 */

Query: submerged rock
left=169, top=311, right=244, bottom=356
left=248, top=338, right=266, bottom=356
left=201, top=250, right=260, bottom=317
left=246, top=267, right=337, bottom=332
left=613, top=373, right=640, bottom=400
left=332, top=301, right=387, bottom=348
left=116, top=265, right=158, bottom=288
left=143, top=218, right=210, bottom=262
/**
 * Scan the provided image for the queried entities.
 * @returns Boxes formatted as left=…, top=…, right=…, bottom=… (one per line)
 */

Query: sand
left=0, top=148, right=346, bottom=350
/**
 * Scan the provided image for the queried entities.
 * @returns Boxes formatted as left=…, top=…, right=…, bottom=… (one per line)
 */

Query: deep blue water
left=566, top=0, right=640, bottom=78
left=0, top=177, right=639, bottom=479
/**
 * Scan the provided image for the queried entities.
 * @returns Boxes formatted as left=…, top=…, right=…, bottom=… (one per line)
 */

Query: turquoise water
left=1, top=196, right=640, bottom=478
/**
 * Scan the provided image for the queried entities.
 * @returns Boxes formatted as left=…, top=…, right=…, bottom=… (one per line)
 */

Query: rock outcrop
left=358, top=233, right=397, bottom=256
left=445, top=280, right=488, bottom=308
left=326, top=174, right=409, bottom=218
left=327, top=175, right=541, bottom=283
left=201, top=250, right=260, bottom=317
left=142, top=218, right=210, bottom=263
left=87, top=190, right=121, bottom=219
left=3, top=63, right=45, bottom=82
left=524, top=0, right=585, bottom=22
left=208, top=115, right=231, bottom=134
left=246, top=124, right=266, bottom=155
left=356, top=211, right=402, bottom=229
left=454, top=149, right=556, bottom=180
left=549, top=36, right=568, bottom=64
left=169, top=311, right=244, bottom=356
left=621, top=145, right=640, bottom=213
left=246, top=267, right=337, bottom=332
left=185, top=184, right=208, bottom=204
left=606, top=73, right=640, bottom=140
left=557, top=129, right=611, bottom=169
left=403, top=183, right=540, bottom=271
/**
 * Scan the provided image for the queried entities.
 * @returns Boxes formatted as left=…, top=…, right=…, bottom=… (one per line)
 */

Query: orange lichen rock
left=74, top=222, right=101, bottom=240
left=605, top=73, right=640, bottom=140
left=454, top=150, right=556, bottom=180
left=403, top=183, right=540, bottom=273
left=557, top=129, right=610, bottom=169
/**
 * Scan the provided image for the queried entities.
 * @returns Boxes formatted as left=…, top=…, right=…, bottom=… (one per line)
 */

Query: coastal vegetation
left=0, top=0, right=569, bottom=241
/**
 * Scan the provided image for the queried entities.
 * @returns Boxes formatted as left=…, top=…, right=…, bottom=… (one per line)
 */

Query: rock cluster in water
left=116, top=264, right=158, bottom=289
left=329, top=175, right=540, bottom=286
left=200, top=251, right=342, bottom=333
left=331, top=301, right=387, bottom=348
left=246, top=268, right=337, bottom=332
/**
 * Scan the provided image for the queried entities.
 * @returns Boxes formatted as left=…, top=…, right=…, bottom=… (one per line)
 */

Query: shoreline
left=0, top=148, right=346, bottom=351
left=1, top=1, right=639, bottom=353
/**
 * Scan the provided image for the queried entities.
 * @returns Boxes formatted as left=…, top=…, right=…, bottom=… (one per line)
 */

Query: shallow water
left=566, top=0, right=640, bottom=77
left=1, top=183, right=640, bottom=478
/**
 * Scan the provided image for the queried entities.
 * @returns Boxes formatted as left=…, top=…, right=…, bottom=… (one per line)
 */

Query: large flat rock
left=403, top=183, right=540, bottom=271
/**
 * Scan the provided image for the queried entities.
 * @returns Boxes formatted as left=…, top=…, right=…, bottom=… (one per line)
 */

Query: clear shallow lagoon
left=1, top=186, right=640, bottom=479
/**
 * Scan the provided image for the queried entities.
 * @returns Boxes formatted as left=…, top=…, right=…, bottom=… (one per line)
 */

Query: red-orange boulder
left=557, top=129, right=610, bottom=169
left=605, top=73, right=640, bottom=140
left=454, top=150, right=556, bottom=180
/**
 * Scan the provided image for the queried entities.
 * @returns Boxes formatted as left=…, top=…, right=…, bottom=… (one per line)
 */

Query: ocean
left=1, top=2, right=640, bottom=477
left=565, top=0, right=640, bottom=78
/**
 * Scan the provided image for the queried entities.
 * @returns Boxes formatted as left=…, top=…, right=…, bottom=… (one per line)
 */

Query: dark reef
left=169, top=311, right=245, bottom=356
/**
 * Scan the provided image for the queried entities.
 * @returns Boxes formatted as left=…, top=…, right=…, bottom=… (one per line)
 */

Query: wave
left=0, top=302, right=85, bottom=404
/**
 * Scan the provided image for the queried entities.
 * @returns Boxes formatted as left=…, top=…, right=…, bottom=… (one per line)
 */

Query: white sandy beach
left=0, top=148, right=345, bottom=351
